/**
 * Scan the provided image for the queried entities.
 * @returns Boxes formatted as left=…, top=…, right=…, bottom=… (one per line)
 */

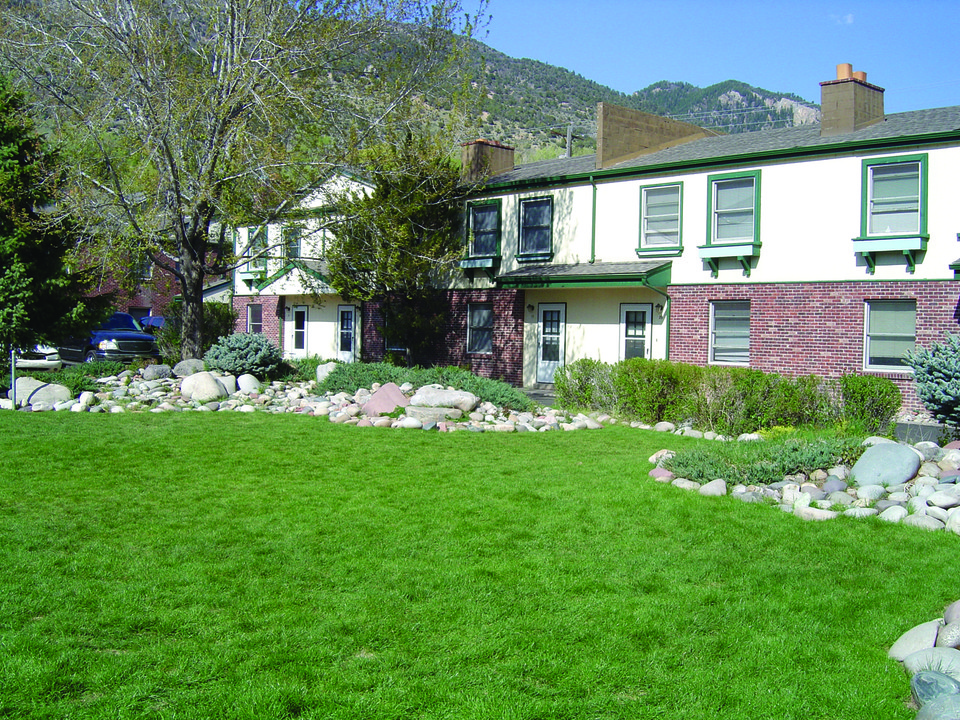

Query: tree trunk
left=179, top=247, right=206, bottom=361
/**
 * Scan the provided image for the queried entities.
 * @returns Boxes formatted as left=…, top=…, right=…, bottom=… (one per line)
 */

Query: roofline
left=477, top=127, right=960, bottom=194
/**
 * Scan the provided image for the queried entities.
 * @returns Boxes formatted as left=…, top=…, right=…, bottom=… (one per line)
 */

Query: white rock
left=699, top=479, right=727, bottom=497
left=889, top=619, right=943, bottom=660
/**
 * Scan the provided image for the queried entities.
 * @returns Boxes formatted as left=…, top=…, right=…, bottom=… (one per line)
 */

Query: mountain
left=462, top=39, right=821, bottom=162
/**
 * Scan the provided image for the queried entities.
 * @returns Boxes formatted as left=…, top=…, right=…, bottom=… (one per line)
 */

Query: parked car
left=58, top=312, right=161, bottom=364
left=139, top=316, right=169, bottom=333
left=15, top=345, right=63, bottom=371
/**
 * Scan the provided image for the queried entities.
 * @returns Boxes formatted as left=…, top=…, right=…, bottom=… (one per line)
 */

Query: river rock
left=362, top=382, right=409, bottom=416
left=850, top=442, right=922, bottom=487
left=173, top=359, right=205, bottom=377
left=890, top=620, right=943, bottom=661
left=409, top=386, right=478, bottom=413
left=905, top=648, right=960, bottom=682
left=699, top=479, right=727, bottom=497
left=917, top=693, right=960, bottom=720
left=142, top=364, right=172, bottom=380
left=912, top=671, right=960, bottom=709
left=180, top=372, right=229, bottom=402
left=237, top=374, right=261, bottom=393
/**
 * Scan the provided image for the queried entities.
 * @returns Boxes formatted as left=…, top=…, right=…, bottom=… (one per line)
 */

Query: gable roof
left=485, top=105, right=960, bottom=189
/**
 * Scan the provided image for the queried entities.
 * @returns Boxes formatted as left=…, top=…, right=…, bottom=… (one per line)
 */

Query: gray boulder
left=316, top=362, right=337, bottom=384
left=850, top=443, right=922, bottom=487
left=904, top=648, right=960, bottom=682
left=142, top=364, right=173, bottom=380
left=173, top=359, right=205, bottom=377
left=938, top=623, right=960, bottom=649
left=912, top=671, right=960, bottom=709
left=180, top=372, right=228, bottom=403
left=410, top=386, right=478, bottom=413
left=405, top=406, right=463, bottom=423
left=917, top=693, right=960, bottom=720
left=11, top=377, right=72, bottom=408
left=699, top=479, right=727, bottom=497
left=237, top=374, right=261, bottom=393
left=890, top=619, right=943, bottom=661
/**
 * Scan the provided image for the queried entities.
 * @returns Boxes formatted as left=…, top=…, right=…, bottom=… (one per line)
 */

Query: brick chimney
left=595, top=103, right=717, bottom=170
left=461, top=139, right=515, bottom=183
left=820, top=63, right=885, bottom=137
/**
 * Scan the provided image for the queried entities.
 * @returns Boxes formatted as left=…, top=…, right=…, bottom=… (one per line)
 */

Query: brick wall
left=667, top=281, right=960, bottom=412
left=361, top=289, right=525, bottom=386
left=232, top=295, right=284, bottom=350
left=91, top=268, right=178, bottom=318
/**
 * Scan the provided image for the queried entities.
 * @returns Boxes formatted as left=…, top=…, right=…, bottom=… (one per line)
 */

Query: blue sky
left=479, top=0, right=960, bottom=114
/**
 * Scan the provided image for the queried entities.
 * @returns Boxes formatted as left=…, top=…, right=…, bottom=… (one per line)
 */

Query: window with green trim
left=864, top=300, right=916, bottom=371
left=709, top=172, right=760, bottom=245
left=862, top=155, right=927, bottom=237
left=640, top=184, right=682, bottom=250
left=283, top=225, right=302, bottom=261
left=519, top=197, right=553, bottom=258
left=467, top=201, right=500, bottom=257
left=247, top=226, right=268, bottom=272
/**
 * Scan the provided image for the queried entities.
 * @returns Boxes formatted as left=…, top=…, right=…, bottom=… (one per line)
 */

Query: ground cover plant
left=0, top=413, right=955, bottom=719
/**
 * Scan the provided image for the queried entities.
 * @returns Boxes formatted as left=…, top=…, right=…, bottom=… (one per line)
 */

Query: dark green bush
left=904, top=336, right=960, bottom=427
left=838, top=373, right=901, bottom=433
left=204, top=333, right=283, bottom=378
left=613, top=358, right=701, bottom=422
left=317, top=362, right=533, bottom=411
left=554, top=358, right=616, bottom=410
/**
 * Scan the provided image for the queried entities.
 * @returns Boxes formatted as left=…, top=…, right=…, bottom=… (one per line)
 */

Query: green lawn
left=0, top=413, right=952, bottom=719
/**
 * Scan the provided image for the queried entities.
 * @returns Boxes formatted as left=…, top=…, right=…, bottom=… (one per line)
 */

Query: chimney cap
left=461, top=138, right=515, bottom=150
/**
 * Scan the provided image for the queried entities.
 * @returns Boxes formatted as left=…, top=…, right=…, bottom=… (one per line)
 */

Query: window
left=247, top=304, right=263, bottom=334
left=519, top=197, right=553, bottom=259
left=283, top=225, right=302, bottom=261
left=709, top=172, right=760, bottom=245
left=865, top=300, right=916, bottom=371
left=467, top=303, right=494, bottom=354
left=247, top=227, right=268, bottom=272
left=468, top=201, right=500, bottom=257
left=710, top=301, right=750, bottom=365
left=640, top=184, right=681, bottom=250
left=862, top=155, right=927, bottom=237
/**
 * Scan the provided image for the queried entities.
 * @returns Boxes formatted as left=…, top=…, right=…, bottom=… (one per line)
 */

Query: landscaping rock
left=142, top=364, right=172, bottom=380
left=237, top=374, right=261, bottom=393
left=903, top=514, right=947, bottom=532
left=409, top=386, right=478, bottom=413
left=851, top=442, right=922, bottom=487
left=362, top=382, right=409, bottom=417
left=937, top=623, right=960, bottom=649
left=173, top=359, right=205, bottom=377
left=917, top=693, right=960, bottom=720
left=890, top=620, right=943, bottom=661
left=180, top=372, right=228, bottom=403
left=904, top=649, right=960, bottom=682
left=912, top=671, right=960, bottom=709
left=699, top=479, right=727, bottom=497
left=316, top=362, right=337, bottom=384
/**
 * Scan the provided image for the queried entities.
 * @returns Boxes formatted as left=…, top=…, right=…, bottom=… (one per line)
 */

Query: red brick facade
left=667, top=281, right=960, bottom=411
left=90, top=267, right=178, bottom=319
left=362, top=289, right=525, bottom=386
left=232, top=295, right=284, bottom=349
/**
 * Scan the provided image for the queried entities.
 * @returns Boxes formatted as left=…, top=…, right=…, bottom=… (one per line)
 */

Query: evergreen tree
left=0, top=77, right=108, bottom=359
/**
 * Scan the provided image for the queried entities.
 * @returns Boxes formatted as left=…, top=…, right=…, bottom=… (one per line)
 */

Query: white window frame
left=466, top=302, right=494, bottom=354
left=247, top=303, right=263, bottom=334
left=710, top=300, right=750, bottom=365
left=640, top=184, right=682, bottom=250
left=708, top=172, right=760, bottom=246
left=283, top=224, right=302, bottom=261
left=467, top=201, right=501, bottom=258
left=862, top=155, right=927, bottom=237
left=518, top=196, right=553, bottom=259
left=246, top=226, right=268, bottom=272
left=864, top=300, right=916, bottom=371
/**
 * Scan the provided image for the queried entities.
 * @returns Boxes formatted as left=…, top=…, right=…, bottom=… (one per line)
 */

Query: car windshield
left=100, top=313, right=142, bottom=332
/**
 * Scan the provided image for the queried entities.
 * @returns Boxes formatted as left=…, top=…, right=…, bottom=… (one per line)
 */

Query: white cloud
left=830, top=12, right=855, bottom=25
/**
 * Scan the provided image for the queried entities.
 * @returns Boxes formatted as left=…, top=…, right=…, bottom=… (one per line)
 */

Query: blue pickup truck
left=58, top=312, right=162, bottom=364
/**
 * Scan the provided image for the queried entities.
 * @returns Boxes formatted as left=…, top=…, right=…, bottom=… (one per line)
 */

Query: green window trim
left=466, top=199, right=502, bottom=259
left=637, top=182, right=683, bottom=257
left=699, top=170, right=761, bottom=277
left=855, top=154, right=929, bottom=274
left=518, top=196, right=554, bottom=262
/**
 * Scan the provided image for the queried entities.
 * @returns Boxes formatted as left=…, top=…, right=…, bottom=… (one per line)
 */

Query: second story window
left=519, top=196, right=553, bottom=259
left=283, top=225, right=302, bottom=261
left=864, top=157, right=925, bottom=236
left=711, top=174, right=758, bottom=245
left=640, top=184, right=682, bottom=251
left=247, top=226, right=268, bottom=272
left=468, top=201, right=501, bottom=257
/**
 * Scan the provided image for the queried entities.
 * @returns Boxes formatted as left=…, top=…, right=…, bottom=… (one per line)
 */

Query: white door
left=537, top=303, right=565, bottom=383
left=292, top=306, right=308, bottom=356
left=620, top=303, right=653, bottom=360
left=338, top=305, right=357, bottom=363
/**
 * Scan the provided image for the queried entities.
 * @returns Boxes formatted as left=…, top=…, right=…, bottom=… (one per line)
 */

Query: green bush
left=204, top=333, right=283, bottom=378
left=838, top=373, right=901, bottom=433
left=554, top=358, right=616, bottom=411
left=904, top=336, right=960, bottom=427
left=613, top=358, right=701, bottom=422
left=317, top=362, right=533, bottom=412
left=156, top=300, right=238, bottom=363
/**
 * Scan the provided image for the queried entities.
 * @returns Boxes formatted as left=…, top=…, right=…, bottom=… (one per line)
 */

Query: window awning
left=497, top=261, right=671, bottom=289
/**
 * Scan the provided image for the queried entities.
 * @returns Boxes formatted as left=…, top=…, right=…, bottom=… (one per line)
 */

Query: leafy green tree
left=324, top=132, right=468, bottom=362
left=0, top=76, right=109, bottom=363
left=0, top=0, right=484, bottom=359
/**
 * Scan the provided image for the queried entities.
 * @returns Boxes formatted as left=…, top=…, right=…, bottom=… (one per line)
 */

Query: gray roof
left=487, top=105, right=960, bottom=186
left=498, top=260, right=670, bottom=282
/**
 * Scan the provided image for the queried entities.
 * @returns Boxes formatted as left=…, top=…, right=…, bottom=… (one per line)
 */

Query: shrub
left=156, top=300, right=238, bottom=363
left=554, top=358, right=616, bottom=411
left=838, top=373, right=901, bottom=433
left=613, top=358, right=701, bottom=422
left=904, top=336, right=960, bottom=427
left=204, top=333, right=283, bottom=377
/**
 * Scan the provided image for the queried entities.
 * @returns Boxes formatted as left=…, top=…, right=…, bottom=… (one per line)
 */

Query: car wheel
left=84, top=350, right=98, bottom=363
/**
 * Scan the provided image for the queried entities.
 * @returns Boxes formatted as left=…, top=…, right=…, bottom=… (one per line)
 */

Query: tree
left=0, top=0, right=484, bottom=359
left=324, top=132, right=469, bottom=362
left=0, top=75, right=110, bottom=363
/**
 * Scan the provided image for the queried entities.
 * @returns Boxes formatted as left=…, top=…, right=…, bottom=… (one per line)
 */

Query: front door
left=338, top=305, right=357, bottom=363
left=292, top=306, right=308, bottom=355
left=620, top=303, right=653, bottom=360
left=537, top=303, right=565, bottom=383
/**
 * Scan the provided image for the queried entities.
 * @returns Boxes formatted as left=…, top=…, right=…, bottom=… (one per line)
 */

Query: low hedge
left=555, top=357, right=900, bottom=436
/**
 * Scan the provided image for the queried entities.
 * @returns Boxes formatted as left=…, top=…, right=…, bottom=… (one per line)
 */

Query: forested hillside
left=463, top=39, right=821, bottom=162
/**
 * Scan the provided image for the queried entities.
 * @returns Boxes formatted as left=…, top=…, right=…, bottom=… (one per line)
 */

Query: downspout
left=640, top=277, right=671, bottom=361
left=589, top=176, right=597, bottom=263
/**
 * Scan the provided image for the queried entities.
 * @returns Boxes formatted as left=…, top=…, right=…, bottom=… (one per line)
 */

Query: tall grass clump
left=553, top=358, right=617, bottom=411
left=613, top=358, right=701, bottom=422
left=838, top=374, right=901, bottom=433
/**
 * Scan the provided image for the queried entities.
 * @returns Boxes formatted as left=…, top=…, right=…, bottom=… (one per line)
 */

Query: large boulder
left=10, top=377, right=72, bottom=408
left=173, top=359, right=205, bottom=378
left=237, top=374, right=261, bottom=394
left=316, top=362, right=337, bottom=384
left=142, top=364, right=173, bottom=380
left=850, top=443, right=922, bottom=487
left=180, top=372, right=229, bottom=403
left=410, top=386, right=478, bottom=413
left=362, top=382, right=409, bottom=417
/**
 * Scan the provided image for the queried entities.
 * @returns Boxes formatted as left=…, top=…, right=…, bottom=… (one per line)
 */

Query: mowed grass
left=0, top=413, right=954, bottom=719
